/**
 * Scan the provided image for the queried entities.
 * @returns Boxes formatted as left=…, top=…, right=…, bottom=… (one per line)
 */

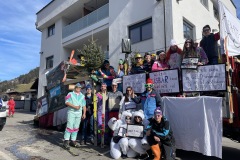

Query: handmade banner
left=37, top=95, right=48, bottom=117
left=123, top=73, right=146, bottom=93
left=181, top=58, right=199, bottom=70
left=182, top=64, right=226, bottom=92
left=219, top=1, right=240, bottom=56
left=127, top=124, right=144, bottom=138
left=118, top=127, right=127, bottom=137
left=149, top=69, right=180, bottom=94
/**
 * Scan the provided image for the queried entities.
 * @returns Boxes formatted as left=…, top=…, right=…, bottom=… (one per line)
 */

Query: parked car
left=0, top=98, right=7, bottom=131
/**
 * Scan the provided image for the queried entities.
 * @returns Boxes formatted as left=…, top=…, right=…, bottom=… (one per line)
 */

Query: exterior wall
left=171, top=0, right=236, bottom=48
left=108, top=0, right=172, bottom=69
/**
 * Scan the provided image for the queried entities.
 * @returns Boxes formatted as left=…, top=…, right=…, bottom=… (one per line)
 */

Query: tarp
left=219, top=0, right=240, bottom=56
left=162, top=96, right=222, bottom=158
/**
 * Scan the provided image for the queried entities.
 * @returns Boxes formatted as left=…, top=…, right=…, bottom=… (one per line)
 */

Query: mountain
left=0, top=67, right=39, bottom=94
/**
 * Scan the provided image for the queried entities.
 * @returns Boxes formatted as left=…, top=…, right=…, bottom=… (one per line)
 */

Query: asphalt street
left=0, top=111, right=239, bottom=160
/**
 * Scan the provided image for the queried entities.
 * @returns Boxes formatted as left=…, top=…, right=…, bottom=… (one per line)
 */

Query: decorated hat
left=134, top=53, right=142, bottom=59
left=133, top=110, right=144, bottom=120
left=75, top=83, right=82, bottom=88
left=119, top=59, right=124, bottom=65
left=146, top=78, right=154, bottom=84
left=154, top=107, right=163, bottom=115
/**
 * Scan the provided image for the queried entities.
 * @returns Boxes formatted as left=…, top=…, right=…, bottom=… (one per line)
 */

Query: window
left=200, top=0, right=208, bottom=9
left=183, top=20, right=194, bottom=40
left=46, top=56, right=53, bottom=69
left=129, top=18, right=152, bottom=44
left=213, top=6, right=219, bottom=20
left=48, top=24, right=55, bottom=37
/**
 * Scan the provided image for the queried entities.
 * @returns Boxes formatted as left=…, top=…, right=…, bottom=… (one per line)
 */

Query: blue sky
left=0, top=0, right=239, bottom=81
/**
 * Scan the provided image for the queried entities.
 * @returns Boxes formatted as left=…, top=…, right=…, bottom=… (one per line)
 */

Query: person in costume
left=152, top=50, right=169, bottom=71
left=128, top=110, right=151, bottom=160
left=145, top=107, right=176, bottom=160
left=108, top=111, right=136, bottom=159
left=130, top=53, right=145, bottom=74
left=166, top=39, right=183, bottom=69
left=141, top=78, right=162, bottom=120
left=118, top=86, right=141, bottom=118
left=63, top=83, right=86, bottom=149
left=7, top=97, right=15, bottom=117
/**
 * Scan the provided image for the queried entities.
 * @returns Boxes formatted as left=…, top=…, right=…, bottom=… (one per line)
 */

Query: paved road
left=0, top=111, right=239, bottom=160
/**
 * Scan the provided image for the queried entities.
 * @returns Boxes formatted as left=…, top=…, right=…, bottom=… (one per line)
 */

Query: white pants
left=129, top=138, right=147, bottom=155
left=110, top=137, right=129, bottom=159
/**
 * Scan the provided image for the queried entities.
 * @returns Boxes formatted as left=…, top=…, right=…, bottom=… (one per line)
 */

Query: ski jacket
left=65, top=91, right=86, bottom=113
left=141, top=90, right=162, bottom=119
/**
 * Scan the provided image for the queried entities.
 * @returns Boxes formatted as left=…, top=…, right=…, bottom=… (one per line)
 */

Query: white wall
left=108, top=0, right=169, bottom=69
left=171, top=0, right=236, bottom=49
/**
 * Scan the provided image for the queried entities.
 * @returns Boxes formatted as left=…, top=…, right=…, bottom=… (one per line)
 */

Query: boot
left=63, top=140, right=70, bottom=150
left=150, top=144, right=161, bottom=160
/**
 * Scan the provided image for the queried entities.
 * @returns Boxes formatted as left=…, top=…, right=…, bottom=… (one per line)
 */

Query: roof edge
left=36, top=0, right=55, bottom=15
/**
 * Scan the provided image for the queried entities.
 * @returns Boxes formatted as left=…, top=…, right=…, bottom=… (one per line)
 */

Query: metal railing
left=62, top=3, right=109, bottom=38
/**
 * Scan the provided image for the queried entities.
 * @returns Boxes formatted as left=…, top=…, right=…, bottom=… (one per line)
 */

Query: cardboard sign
left=123, top=73, right=146, bottom=93
left=118, top=127, right=127, bottom=137
left=127, top=124, right=144, bottom=138
left=37, top=95, right=48, bottom=117
left=181, top=58, right=199, bottom=69
left=182, top=64, right=226, bottom=92
left=149, top=69, right=180, bottom=94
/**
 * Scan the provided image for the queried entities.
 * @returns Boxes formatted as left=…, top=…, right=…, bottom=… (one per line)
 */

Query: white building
left=36, top=0, right=237, bottom=98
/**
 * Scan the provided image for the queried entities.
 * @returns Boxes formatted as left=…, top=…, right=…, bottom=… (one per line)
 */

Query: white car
left=0, top=98, right=7, bottom=131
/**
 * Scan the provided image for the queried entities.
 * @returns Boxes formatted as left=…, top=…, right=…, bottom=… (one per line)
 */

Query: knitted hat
left=75, top=83, right=82, bottom=88
left=133, top=110, right=144, bottom=120
left=119, top=59, right=124, bottom=65
left=86, top=84, right=92, bottom=90
left=146, top=78, right=154, bottom=84
left=170, top=39, right=177, bottom=46
left=154, top=107, right=163, bottom=115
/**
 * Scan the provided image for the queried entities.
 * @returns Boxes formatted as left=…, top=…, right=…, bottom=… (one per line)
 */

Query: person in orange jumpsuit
left=7, top=97, right=15, bottom=117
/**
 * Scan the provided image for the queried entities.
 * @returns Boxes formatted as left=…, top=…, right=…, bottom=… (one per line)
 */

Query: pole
left=163, top=0, right=167, bottom=52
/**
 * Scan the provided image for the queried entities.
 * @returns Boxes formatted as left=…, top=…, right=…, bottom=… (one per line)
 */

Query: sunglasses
left=134, top=116, right=142, bottom=119
left=145, top=84, right=153, bottom=88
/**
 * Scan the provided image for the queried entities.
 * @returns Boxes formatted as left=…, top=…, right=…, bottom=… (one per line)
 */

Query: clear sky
left=0, top=0, right=239, bottom=81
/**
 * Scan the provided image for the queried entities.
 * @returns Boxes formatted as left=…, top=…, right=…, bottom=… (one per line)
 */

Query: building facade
left=36, top=0, right=236, bottom=98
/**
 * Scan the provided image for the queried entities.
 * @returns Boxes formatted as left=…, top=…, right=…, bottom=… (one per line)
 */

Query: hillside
left=0, top=67, right=39, bottom=94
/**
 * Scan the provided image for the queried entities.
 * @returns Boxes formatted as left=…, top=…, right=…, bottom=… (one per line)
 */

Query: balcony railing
left=62, top=3, right=109, bottom=38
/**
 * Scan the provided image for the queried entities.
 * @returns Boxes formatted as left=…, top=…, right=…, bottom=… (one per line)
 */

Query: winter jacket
left=141, top=90, right=162, bottom=119
left=200, top=33, right=220, bottom=59
left=143, top=60, right=155, bottom=73
left=85, top=93, right=93, bottom=117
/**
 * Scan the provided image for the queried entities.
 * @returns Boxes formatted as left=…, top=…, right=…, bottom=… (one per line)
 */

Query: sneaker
left=121, top=154, right=128, bottom=159
left=138, top=153, right=149, bottom=160
left=63, top=140, right=70, bottom=150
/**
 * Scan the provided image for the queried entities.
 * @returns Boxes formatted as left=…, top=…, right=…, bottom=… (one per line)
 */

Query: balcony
left=62, top=3, right=109, bottom=38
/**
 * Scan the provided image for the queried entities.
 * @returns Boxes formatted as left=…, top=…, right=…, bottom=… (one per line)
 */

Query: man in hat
left=145, top=107, right=176, bottom=160
left=81, top=84, right=94, bottom=144
left=200, top=25, right=220, bottom=65
left=108, top=81, right=123, bottom=119
left=141, top=78, right=162, bottom=119
left=130, top=53, right=145, bottom=74
left=63, top=83, right=86, bottom=149
left=7, top=97, right=15, bottom=117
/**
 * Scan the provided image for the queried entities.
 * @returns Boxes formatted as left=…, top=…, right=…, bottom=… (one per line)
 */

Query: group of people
left=62, top=24, right=220, bottom=160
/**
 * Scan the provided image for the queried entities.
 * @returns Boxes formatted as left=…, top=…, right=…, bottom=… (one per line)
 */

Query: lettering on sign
left=149, top=69, right=180, bottom=94
left=127, top=124, right=144, bottom=138
left=182, top=64, right=226, bottom=92
left=123, top=73, right=146, bottom=93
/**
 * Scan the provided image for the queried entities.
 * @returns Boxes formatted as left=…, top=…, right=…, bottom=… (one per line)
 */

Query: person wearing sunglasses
left=145, top=107, right=176, bottom=160
left=128, top=110, right=152, bottom=160
left=118, top=86, right=141, bottom=119
left=182, top=39, right=208, bottom=66
left=141, top=78, right=162, bottom=120
left=108, top=110, right=136, bottom=159
left=200, top=25, right=220, bottom=65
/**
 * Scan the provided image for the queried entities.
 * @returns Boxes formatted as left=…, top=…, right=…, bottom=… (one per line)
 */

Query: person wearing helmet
left=129, top=53, right=145, bottom=74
